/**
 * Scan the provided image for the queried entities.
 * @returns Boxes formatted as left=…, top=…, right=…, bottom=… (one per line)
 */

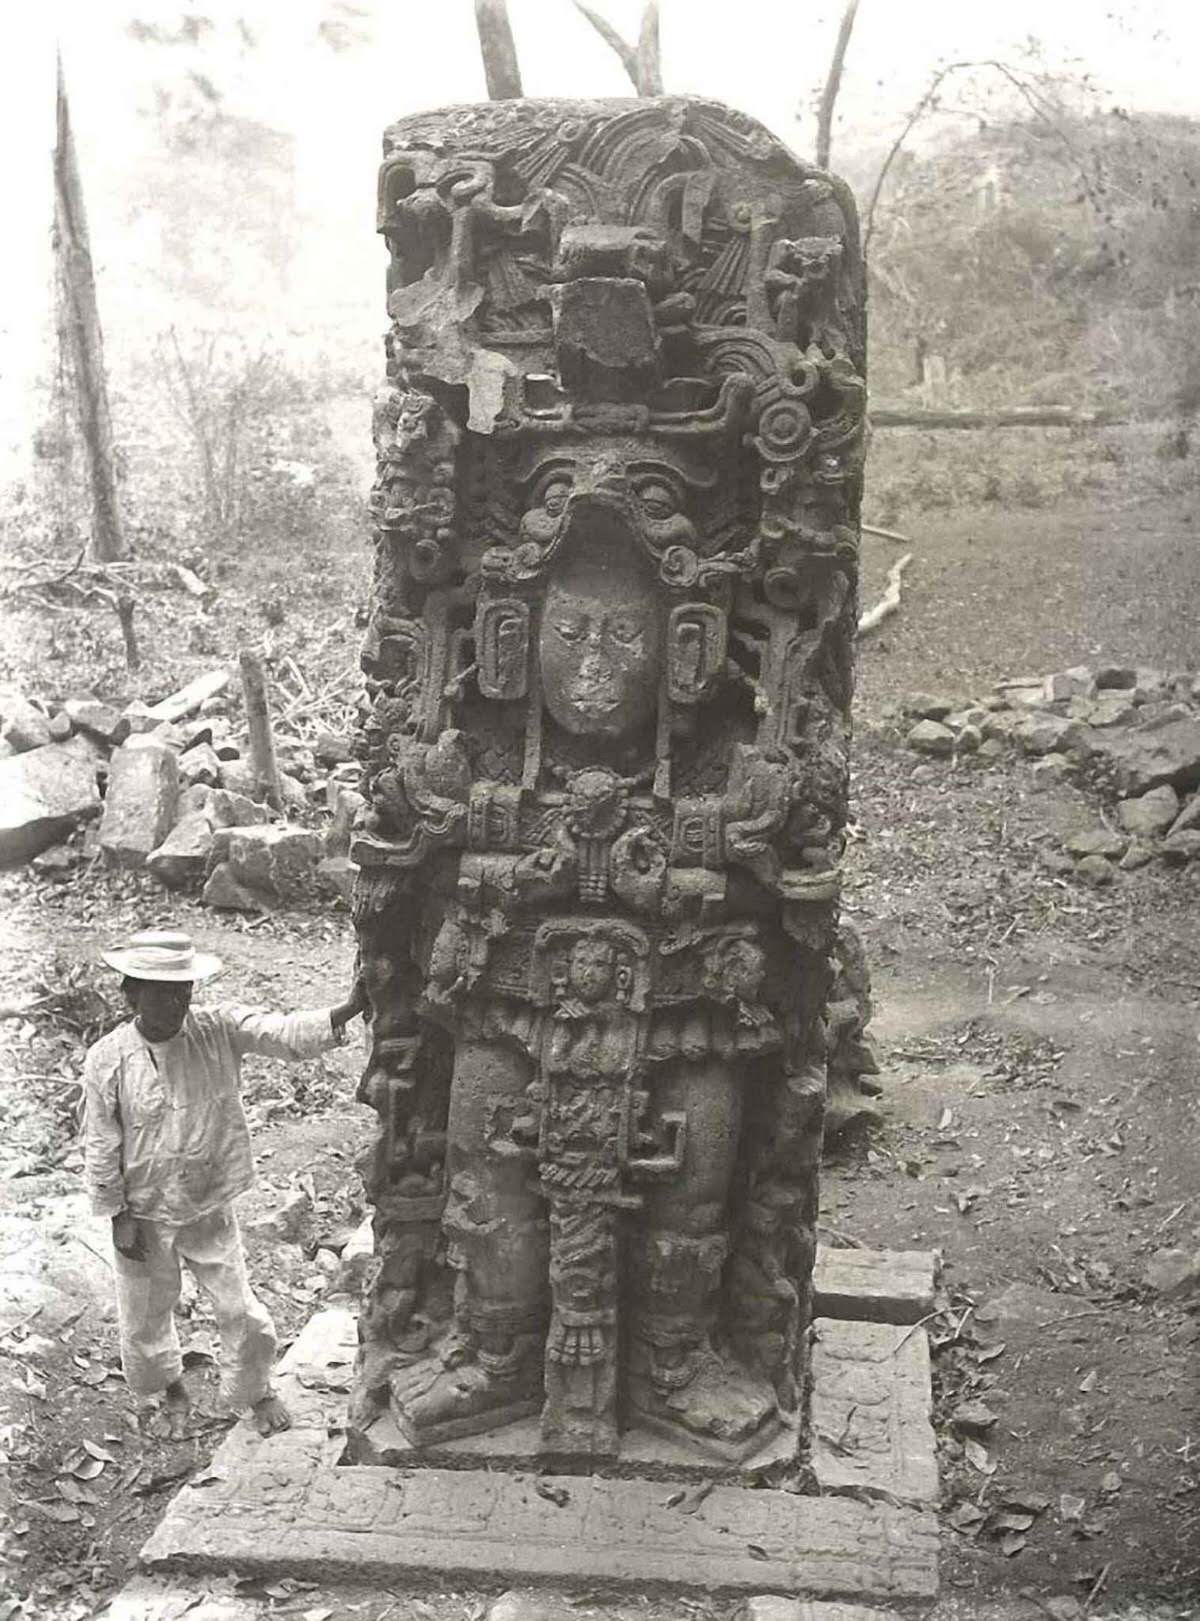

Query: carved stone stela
left=349, top=96, right=866, bottom=1470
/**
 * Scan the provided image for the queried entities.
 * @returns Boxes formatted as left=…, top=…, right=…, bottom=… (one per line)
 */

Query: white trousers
left=113, top=1203, right=276, bottom=1410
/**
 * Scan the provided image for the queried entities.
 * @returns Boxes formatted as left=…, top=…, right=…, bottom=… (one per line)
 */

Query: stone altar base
left=139, top=1248, right=939, bottom=1607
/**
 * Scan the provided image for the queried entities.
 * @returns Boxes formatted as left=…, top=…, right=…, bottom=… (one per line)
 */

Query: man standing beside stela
left=83, top=929, right=367, bottom=1436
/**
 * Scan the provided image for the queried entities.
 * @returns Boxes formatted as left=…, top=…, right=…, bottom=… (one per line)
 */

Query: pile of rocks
left=0, top=675, right=363, bottom=910
left=903, top=664, right=1200, bottom=882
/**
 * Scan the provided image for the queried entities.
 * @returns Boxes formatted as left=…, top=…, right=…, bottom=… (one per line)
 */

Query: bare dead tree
left=52, top=52, right=127, bottom=563
left=862, top=58, right=1110, bottom=256
left=474, top=0, right=523, bottom=99
left=572, top=1, right=663, bottom=96
left=239, top=649, right=284, bottom=810
left=815, top=0, right=860, bottom=170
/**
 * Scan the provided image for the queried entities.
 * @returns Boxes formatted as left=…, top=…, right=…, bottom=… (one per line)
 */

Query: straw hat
left=101, top=929, right=223, bottom=983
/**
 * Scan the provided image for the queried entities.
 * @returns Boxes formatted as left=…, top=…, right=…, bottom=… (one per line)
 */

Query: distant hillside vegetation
left=866, top=111, right=1200, bottom=417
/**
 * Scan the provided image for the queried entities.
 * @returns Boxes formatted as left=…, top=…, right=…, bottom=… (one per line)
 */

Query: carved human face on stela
left=568, top=937, right=617, bottom=1004
left=539, top=540, right=662, bottom=740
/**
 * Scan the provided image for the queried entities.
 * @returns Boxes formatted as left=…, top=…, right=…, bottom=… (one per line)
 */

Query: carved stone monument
left=349, top=95, right=866, bottom=1469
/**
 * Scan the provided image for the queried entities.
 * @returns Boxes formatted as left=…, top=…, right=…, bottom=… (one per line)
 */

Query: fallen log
left=144, top=668, right=230, bottom=724
left=863, top=522, right=913, bottom=545
left=857, top=552, right=912, bottom=638
left=870, top=405, right=1126, bottom=430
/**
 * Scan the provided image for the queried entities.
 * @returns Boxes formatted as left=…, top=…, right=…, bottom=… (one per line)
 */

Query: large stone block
left=146, top=811, right=216, bottom=890
left=1116, top=784, right=1180, bottom=838
left=0, top=742, right=102, bottom=864
left=1093, top=717, right=1200, bottom=796
left=1, top=693, right=53, bottom=754
left=812, top=1247, right=936, bottom=1326
left=63, top=696, right=130, bottom=746
left=100, top=741, right=179, bottom=867
left=227, top=824, right=321, bottom=904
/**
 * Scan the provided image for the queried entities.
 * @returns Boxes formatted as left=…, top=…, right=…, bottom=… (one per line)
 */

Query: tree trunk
left=815, top=0, right=860, bottom=169
left=53, top=53, right=126, bottom=564
left=871, top=405, right=1127, bottom=430
left=474, top=0, right=523, bottom=99
left=239, top=650, right=283, bottom=811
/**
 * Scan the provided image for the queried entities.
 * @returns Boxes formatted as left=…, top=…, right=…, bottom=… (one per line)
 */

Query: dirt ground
left=2, top=422, right=1199, bottom=1618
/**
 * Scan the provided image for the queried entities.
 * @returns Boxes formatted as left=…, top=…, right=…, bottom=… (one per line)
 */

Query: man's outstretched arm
left=218, top=979, right=370, bottom=1061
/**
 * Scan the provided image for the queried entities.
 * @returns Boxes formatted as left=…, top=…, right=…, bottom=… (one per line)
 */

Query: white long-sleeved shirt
left=82, top=1004, right=341, bottom=1226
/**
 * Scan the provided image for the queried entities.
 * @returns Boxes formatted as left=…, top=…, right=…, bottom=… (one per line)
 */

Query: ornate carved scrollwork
left=350, top=94, right=866, bottom=1466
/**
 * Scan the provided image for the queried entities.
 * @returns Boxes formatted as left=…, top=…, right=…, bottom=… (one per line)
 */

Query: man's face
left=131, top=980, right=193, bottom=1042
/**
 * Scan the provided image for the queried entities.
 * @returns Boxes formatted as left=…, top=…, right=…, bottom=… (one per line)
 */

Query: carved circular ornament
left=659, top=544, right=699, bottom=589
left=754, top=399, right=814, bottom=462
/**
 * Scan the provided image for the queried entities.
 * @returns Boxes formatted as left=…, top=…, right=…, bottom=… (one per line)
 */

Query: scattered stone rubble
left=903, top=664, right=1200, bottom=882
left=0, top=676, right=360, bottom=911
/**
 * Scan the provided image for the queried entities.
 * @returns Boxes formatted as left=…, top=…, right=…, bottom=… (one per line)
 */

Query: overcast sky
left=3, top=1, right=1197, bottom=455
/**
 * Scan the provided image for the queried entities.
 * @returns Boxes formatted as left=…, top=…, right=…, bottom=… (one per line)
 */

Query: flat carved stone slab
left=810, top=1319, right=938, bottom=1509
left=139, top=1303, right=938, bottom=1602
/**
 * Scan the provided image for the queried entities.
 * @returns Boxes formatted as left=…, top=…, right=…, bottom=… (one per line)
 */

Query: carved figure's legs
left=390, top=1039, right=548, bottom=1445
left=627, top=1058, right=779, bottom=1460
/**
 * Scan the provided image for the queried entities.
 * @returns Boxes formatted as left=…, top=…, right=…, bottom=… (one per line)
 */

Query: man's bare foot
left=251, top=1391, right=292, bottom=1435
left=164, top=1377, right=192, bottom=1438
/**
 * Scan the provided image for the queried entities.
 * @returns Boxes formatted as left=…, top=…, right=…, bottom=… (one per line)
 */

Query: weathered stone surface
left=1064, top=828, right=1126, bottom=860
left=147, top=812, right=215, bottom=890
left=63, top=696, right=129, bottom=745
left=326, top=785, right=367, bottom=857
left=227, top=825, right=320, bottom=904
left=1012, top=713, right=1072, bottom=757
left=1, top=693, right=53, bottom=754
left=1086, top=695, right=1137, bottom=730
left=950, top=1400, right=997, bottom=1436
left=1144, top=1247, right=1200, bottom=1298
left=139, top=1303, right=937, bottom=1600
left=1116, top=785, right=1180, bottom=838
left=811, top=1248, right=936, bottom=1327
left=1138, top=701, right=1195, bottom=732
left=1168, top=790, right=1200, bottom=837
left=201, top=862, right=265, bottom=912
left=902, top=694, right=954, bottom=722
left=346, top=97, right=870, bottom=1475
left=485, top=1591, right=562, bottom=1621
left=995, top=678, right=1045, bottom=708
left=1161, top=830, right=1200, bottom=865
left=906, top=720, right=954, bottom=757
left=180, top=742, right=222, bottom=787
left=100, top=741, right=179, bottom=867
left=1043, top=667, right=1094, bottom=703
left=202, top=787, right=271, bottom=829
left=944, top=707, right=986, bottom=731
left=316, top=854, right=355, bottom=903
left=810, top=1319, right=937, bottom=1509
left=1076, top=853, right=1117, bottom=886
left=1119, top=841, right=1155, bottom=872
left=217, top=758, right=265, bottom=799
left=1094, top=665, right=1137, bottom=691
left=0, top=742, right=102, bottom=864
left=980, top=710, right=1017, bottom=740
left=31, top=842, right=79, bottom=879
left=142, top=1454, right=937, bottom=1598
left=314, top=730, right=355, bottom=767
left=1093, top=718, right=1200, bottom=796
left=1029, top=754, right=1070, bottom=789
left=735, top=1601, right=903, bottom=1621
